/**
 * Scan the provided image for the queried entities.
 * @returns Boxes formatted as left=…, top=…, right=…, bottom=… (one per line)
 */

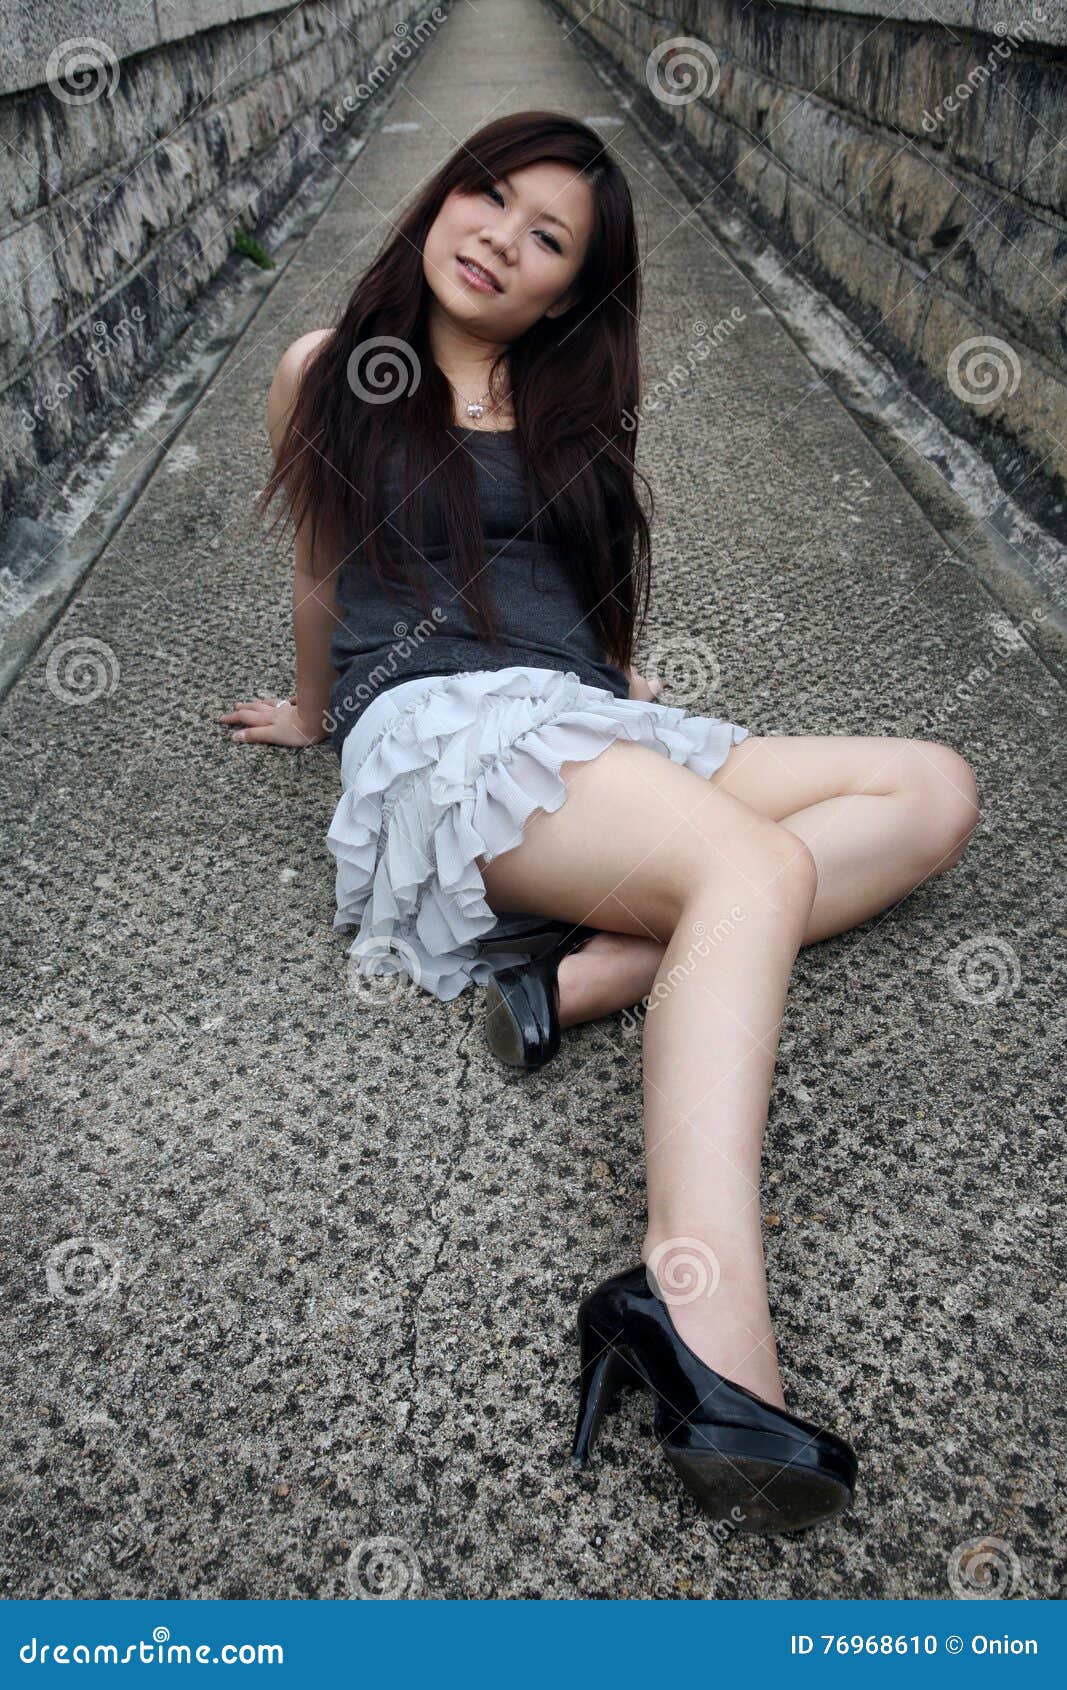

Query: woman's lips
left=456, top=255, right=501, bottom=294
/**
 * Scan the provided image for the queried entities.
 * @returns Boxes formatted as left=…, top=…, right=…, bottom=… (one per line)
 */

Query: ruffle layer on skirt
left=325, top=667, right=750, bottom=1003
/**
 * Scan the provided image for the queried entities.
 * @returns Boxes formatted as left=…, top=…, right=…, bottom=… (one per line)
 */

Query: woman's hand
left=627, top=666, right=665, bottom=703
left=218, top=693, right=329, bottom=747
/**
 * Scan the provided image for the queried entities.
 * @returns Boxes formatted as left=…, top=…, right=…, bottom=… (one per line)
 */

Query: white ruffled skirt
left=326, top=666, right=750, bottom=1003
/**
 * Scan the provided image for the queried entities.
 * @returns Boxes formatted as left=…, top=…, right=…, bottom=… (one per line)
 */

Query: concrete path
left=2, top=0, right=1063, bottom=1599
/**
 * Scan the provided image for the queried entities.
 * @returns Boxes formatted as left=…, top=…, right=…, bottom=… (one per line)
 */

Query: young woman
left=220, top=111, right=980, bottom=1534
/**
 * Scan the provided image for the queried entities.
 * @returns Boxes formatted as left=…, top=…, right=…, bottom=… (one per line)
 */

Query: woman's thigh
left=706, top=732, right=977, bottom=822
left=476, top=740, right=807, bottom=945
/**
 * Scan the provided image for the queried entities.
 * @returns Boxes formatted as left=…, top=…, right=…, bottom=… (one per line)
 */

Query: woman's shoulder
left=267, top=330, right=333, bottom=455
left=283, top=326, right=333, bottom=365
left=273, top=328, right=332, bottom=394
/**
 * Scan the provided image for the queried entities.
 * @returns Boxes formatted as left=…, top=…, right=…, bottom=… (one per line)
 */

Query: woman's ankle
left=639, top=1238, right=787, bottom=1409
left=669, top=1302, right=787, bottom=1409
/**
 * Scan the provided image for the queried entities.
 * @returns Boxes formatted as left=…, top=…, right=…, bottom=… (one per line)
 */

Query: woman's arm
left=626, top=665, right=664, bottom=702
left=218, top=332, right=339, bottom=747
left=291, top=572, right=339, bottom=734
left=271, top=333, right=340, bottom=735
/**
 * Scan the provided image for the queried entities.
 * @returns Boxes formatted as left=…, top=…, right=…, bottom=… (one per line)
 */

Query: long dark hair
left=256, top=109, right=653, bottom=672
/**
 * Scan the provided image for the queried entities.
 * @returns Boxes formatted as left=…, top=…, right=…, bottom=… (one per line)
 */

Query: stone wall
left=553, top=0, right=1067, bottom=528
left=0, top=1, right=449, bottom=525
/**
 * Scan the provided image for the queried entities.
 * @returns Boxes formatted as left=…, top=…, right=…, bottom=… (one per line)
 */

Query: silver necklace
left=445, top=374, right=510, bottom=423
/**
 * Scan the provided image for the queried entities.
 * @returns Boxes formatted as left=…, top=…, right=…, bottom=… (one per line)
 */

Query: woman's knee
left=477, top=741, right=814, bottom=943
left=905, top=741, right=981, bottom=874
left=683, top=813, right=818, bottom=923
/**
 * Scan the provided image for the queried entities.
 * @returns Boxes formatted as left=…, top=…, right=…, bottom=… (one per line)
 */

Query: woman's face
left=422, top=160, right=594, bottom=341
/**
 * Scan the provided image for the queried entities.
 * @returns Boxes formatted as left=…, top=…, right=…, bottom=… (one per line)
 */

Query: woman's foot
left=558, top=937, right=791, bottom=1411
left=640, top=1244, right=789, bottom=1410
left=571, top=1264, right=858, bottom=1531
left=556, top=931, right=664, bottom=1027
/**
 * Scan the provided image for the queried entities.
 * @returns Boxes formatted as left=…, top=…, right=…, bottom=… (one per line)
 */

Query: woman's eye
left=483, top=185, right=562, bottom=253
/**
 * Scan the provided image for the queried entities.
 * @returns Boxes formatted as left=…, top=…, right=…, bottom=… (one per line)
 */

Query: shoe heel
left=570, top=1323, right=642, bottom=1469
left=484, top=949, right=568, bottom=1068
left=485, top=969, right=546, bottom=1068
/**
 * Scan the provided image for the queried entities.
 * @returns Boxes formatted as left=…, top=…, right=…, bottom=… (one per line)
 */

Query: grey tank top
left=327, top=426, right=631, bottom=756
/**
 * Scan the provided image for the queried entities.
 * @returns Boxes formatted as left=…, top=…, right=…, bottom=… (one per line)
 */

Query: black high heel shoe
left=571, top=1263, right=859, bottom=1533
left=472, top=920, right=599, bottom=1069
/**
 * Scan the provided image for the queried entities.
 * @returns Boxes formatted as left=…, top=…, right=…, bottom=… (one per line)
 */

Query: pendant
left=466, top=401, right=484, bottom=419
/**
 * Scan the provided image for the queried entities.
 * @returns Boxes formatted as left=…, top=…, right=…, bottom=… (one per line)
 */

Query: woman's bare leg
left=557, top=932, right=667, bottom=1029
left=557, top=734, right=980, bottom=1026
left=478, top=741, right=822, bottom=1409
left=636, top=852, right=816, bottom=1409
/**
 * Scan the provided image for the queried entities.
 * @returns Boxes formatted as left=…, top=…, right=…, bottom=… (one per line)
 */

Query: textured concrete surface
left=2, top=0, right=1064, bottom=1600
